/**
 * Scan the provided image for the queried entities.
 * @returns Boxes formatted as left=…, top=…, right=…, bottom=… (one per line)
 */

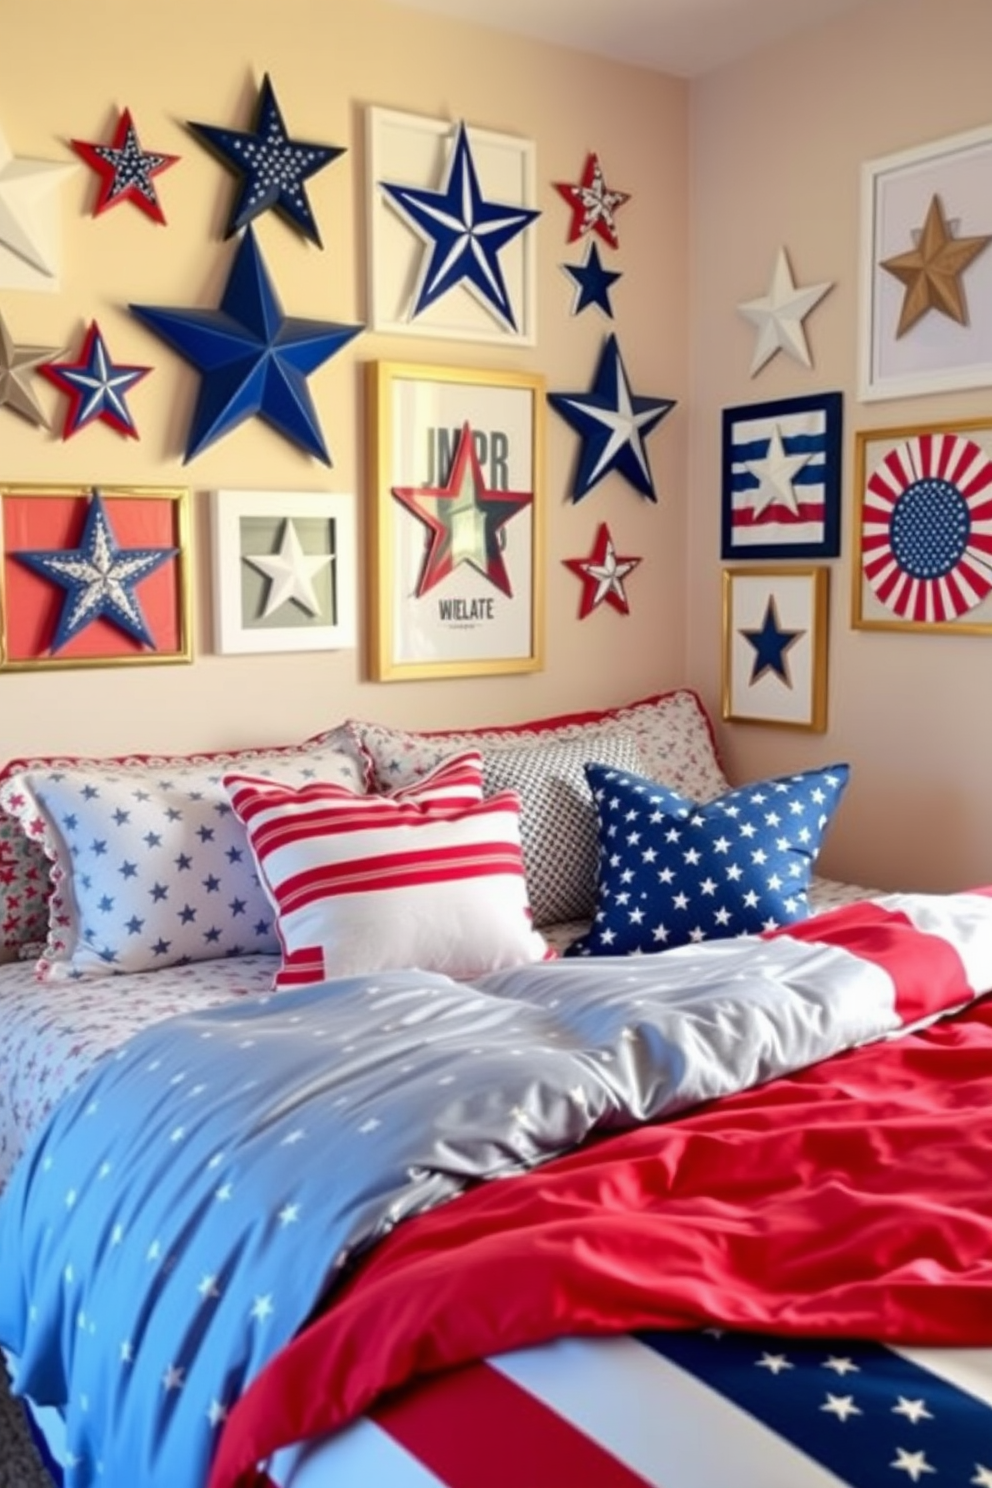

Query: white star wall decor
left=738, top=247, right=832, bottom=376
left=0, top=123, right=75, bottom=291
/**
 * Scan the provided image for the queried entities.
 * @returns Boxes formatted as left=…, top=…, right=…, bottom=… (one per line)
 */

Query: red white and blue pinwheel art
left=859, top=428, right=992, bottom=627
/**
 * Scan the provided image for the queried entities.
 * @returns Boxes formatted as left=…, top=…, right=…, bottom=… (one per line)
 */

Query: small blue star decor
left=378, top=120, right=540, bottom=333
left=40, top=321, right=150, bottom=440
left=547, top=333, right=676, bottom=503
left=562, top=241, right=622, bottom=318
left=13, top=490, right=177, bottom=652
left=741, top=595, right=804, bottom=684
left=188, top=74, right=345, bottom=246
left=129, top=226, right=363, bottom=463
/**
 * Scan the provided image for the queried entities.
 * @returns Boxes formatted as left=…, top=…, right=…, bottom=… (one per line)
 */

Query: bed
left=0, top=688, right=990, bottom=1488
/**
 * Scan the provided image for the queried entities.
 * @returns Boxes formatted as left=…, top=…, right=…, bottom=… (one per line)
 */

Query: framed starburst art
left=859, top=124, right=992, bottom=401
left=0, top=483, right=191, bottom=671
left=367, top=361, right=545, bottom=681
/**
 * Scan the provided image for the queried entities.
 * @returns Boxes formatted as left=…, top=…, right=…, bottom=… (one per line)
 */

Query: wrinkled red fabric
left=209, top=990, right=992, bottom=1488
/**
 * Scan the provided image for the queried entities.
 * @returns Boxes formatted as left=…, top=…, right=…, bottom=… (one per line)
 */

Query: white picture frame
left=210, top=489, right=357, bottom=655
left=858, top=124, right=992, bottom=401
left=366, top=105, right=538, bottom=346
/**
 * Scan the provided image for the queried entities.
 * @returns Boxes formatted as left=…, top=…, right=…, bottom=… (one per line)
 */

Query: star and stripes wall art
left=0, top=484, right=191, bottom=670
left=722, top=392, right=842, bottom=560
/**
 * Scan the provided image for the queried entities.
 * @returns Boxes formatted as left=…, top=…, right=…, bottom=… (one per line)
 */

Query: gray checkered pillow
left=482, top=732, right=644, bottom=927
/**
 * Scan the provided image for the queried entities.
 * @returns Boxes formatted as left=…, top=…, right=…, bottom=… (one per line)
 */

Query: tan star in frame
left=879, top=193, right=992, bottom=338
left=0, top=309, right=61, bottom=427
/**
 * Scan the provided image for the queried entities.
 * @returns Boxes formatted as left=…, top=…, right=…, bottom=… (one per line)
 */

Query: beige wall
left=689, top=0, right=992, bottom=891
left=0, top=0, right=688, bottom=757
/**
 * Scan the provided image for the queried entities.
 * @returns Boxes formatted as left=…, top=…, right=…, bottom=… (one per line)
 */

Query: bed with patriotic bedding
left=0, top=689, right=990, bottom=1488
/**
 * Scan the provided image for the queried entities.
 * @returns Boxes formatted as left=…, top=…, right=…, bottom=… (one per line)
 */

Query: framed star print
left=859, top=124, right=992, bottom=401
left=367, top=360, right=545, bottom=681
left=0, top=483, right=191, bottom=671
left=851, top=417, right=992, bottom=634
left=721, top=392, right=842, bottom=560
left=722, top=566, right=829, bottom=732
left=366, top=106, right=539, bottom=346
left=210, top=489, right=357, bottom=655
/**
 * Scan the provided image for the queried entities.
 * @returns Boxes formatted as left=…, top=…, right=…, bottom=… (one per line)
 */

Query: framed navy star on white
left=722, top=565, right=829, bottom=731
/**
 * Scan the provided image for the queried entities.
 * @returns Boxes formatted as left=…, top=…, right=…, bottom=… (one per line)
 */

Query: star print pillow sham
left=224, top=759, right=552, bottom=987
left=0, top=730, right=371, bottom=982
left=568, top=761, right=850, bottom=958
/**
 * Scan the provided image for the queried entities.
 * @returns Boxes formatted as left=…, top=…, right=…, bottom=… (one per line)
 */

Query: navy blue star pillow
left=567, top=761, right=850, bottom=957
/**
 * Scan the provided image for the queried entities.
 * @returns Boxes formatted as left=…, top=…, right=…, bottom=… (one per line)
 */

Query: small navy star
left=72, top=107, right=178, bottom=224
left=130, top=226, right=362, bottom=463
left=548, top=333, right=676, bottom=502
left=41, top=321, right=150, bottom=440
left=562, top=241, right=622, bottom=318
left=741, top=595, right=804, bottom=684
left=188, top=73, right=344, bottom=245
left=378, top=120, right=539, bottom=332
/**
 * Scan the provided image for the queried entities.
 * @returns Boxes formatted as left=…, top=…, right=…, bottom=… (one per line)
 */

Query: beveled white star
left=243, top=517, right=333, bottom=619
left=745, top=424, right=810, bottom=516
left=0, top=124, right=75, bottom=286
left=738, top=246, right=832, bottom=375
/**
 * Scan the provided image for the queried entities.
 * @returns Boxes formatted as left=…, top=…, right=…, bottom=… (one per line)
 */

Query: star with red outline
left=564, top=522, right=641, bottom=618
left=72, top=108, right=178, bottom=223
left=554, top=152, right=630, bottom=250
left=392, top=421, right=532, bottom=597
left=41, top=321, right=150, bottom=439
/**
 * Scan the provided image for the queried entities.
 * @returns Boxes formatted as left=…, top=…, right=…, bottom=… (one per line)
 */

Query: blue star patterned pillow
left=567, top=761, right=850, bottom=958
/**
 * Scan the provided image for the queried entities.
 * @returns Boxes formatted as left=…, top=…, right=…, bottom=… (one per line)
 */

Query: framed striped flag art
left=852, top=416, right=992, bottom=632
left=721, top=392, right=842, bottom=559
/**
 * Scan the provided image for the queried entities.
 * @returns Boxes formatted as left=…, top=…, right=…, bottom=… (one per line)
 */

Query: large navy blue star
left=547, top=333, right=676, bottom=502
left=13, top=491, right=176, bottom=652
left=563, top=241, right=622, bottom=318
left=741, top=595, right=804, bottom=684
left=129, top=227, right=362, bottom=463
left=188, top=74, right=344, bottom=245
left=378, top=121, right=539, bottom=332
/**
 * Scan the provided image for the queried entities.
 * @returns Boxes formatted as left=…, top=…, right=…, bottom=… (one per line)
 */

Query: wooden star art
left=0, top=309, right=62, bottom=427
left=879, top=193, right=992, bottom=338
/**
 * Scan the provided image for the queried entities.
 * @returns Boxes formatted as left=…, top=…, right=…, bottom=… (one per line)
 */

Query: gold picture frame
left=722, top=565, right=829, bottom=731
left=366, top=360, right=545, bottom=681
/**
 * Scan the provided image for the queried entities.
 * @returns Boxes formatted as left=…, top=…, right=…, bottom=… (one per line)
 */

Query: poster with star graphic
left=210, top=489, right=357, bottom=655
left=722, top=566, right=829, bottom=731
left=860, top=124, right=992, bottom=400
left=0, top=484, right=191, bottom=670
left=367, top=361, right=544, bottom=680
left=367, top=107, right=538, bottom=346
left=721, top=393, right=842, bottom=560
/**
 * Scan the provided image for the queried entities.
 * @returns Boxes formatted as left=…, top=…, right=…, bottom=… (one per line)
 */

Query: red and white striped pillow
left=224, top=750, right=551, bottom=987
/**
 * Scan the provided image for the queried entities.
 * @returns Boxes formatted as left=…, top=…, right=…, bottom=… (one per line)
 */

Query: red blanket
left=210, top=968, right=992, bottom=1488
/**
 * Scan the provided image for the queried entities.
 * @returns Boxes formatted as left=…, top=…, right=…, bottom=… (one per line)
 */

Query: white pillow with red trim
left=224, top=750, right=551, bottom=987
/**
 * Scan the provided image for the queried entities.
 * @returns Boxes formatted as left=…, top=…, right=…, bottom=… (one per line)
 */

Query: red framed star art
left=0, top=484, right=192, bottom=670
left=41, top=321, right=150, bottom=440
left=72, top=107, right=179, bottom=223
left=367, top=361, right=545, bottom=680
left=563, top=522, right=641, bottom=619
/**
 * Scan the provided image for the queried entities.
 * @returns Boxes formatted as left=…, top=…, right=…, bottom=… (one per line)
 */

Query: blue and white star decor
left=377, top=118, right=540, bottom=334
left=562, top=241, right=621, bottom=318
left=188, top=74, right=344, bottom=246
left=548, top=334, right=676, bottom=502
left=129, top=226, right=362, bottom=463
left=40, top=321, right=150, bottom=440
left=12, top=490, right=177, bottom=653
left=71, top=107, right=178, bottom=224
left=741, top=594, right=803, bottom=684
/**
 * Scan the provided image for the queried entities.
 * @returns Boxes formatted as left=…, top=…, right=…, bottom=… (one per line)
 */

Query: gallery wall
left=0, top=0, right=689, bottom=759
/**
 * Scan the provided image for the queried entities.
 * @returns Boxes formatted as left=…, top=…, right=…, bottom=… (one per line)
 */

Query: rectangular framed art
left=366, top=106, right=538, bottom=346
left=721, top=392, right=842, bottom=559
left=851, top=417, right=992, bottom=633
left=0, top=483, right=191, bottom=671
left=858, top=124, right=992, bottom=401
left=366, top=359, right=545, bottom=681
left=722, top=565, right=829, bottom=731
left=210, top=489, right=357, bottom=655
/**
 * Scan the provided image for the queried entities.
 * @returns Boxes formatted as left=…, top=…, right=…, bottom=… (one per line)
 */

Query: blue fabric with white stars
left=568, top=761, right=849, bottom=957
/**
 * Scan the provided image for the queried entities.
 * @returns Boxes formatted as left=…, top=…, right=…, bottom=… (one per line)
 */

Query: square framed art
left=852, top=417, right=992, bottom=633
left=721, top=392, right=842, bottom=559
left=210, top=489, right=357, bottom=655
left=859, top=124, right=992, bottom=401
left=366, top=359, right=545, bottom=681
left=722, top=565, right=830, bottom=731
left=0, top=483, right=191, bottom=671
left=366, top=106, right=538, bottom=346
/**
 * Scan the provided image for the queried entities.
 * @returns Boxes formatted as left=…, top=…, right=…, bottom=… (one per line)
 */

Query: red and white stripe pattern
left=224, top=749, right=551, bottom=987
